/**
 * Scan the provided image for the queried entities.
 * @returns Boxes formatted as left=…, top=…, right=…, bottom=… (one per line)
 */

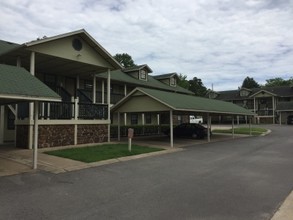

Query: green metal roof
left=153, top=73, right=178, bottom=80
left=0, top=64, right=61, bottom=104
left=96, top=70, right=194, bottom=95
left=112, top=87, right=255, bottom=116
left=0, top=40, right=21, bottom=56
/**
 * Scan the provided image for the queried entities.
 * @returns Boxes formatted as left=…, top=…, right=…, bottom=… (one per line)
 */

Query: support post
left=170, top=110, right=173, bottom=148
left=272, top=96, right=275, bottom=124
left=279, top=112, right=282, bottom=125
left=249, top=117, right=252, bottom=136
left=92, top=75, right=96, bottom=104
left=102, top=80, right=105, bottom=104
left=207, top=113, right=210, bottom=142
left=117, top=112, right=121, bottom=141
left=124, top=84, right=127, bottom=96
left=0, top=106, right=4, bottom=144
left=33, top=101, right=39, bottom=169
left=107, top=69, right=111, bottom=142
left=29, top=51, right=35, bottom=149
left=232, top=116, right=235, bottom=139
left=142, top=113, right=145, bottom=135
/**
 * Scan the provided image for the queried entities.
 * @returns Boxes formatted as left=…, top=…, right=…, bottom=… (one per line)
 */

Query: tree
left=113, top=53, right=135, bottom=68
left=241, top=76, right=260, bottom=88
left=188, top=77, right=207, bottom=97
left=177, top=73, right=189, bottom=89
left=265, top=77, right=293, bottom=87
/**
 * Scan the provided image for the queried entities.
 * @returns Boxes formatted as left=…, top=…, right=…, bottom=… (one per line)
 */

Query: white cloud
left=0, top=0, right=293, bottom=91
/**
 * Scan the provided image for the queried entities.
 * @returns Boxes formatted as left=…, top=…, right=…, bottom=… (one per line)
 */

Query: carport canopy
left=111, top=87, right=255, bottom=147
left=0, top=64, right=61, bottom=169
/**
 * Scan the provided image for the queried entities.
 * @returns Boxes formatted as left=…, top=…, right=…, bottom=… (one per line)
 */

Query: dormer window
left=209, top=92, right=218, bottom=99
left=140, top=69, right=147, bottom=80
left=240, top=90, right=250, bottom=97
left=170, top=77, right=176, bottom=87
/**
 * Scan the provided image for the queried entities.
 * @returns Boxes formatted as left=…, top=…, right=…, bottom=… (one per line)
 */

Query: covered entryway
left=111, top=87, right=255, bottom=147
left=0, top=64, right=61, bottom=170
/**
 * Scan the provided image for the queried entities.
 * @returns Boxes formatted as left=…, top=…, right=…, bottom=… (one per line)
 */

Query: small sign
left=128, top=128, right=134, bottom=152
left=128, top=128, right=134, bottom=139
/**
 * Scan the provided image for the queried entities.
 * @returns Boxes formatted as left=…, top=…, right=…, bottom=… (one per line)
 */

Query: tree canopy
left=241, top=76, right=260, bottom=88
left=188, top=77, right=208, bottom=97
left=177, top=73, right=189, bottom=89
left=264, top=77, right=293, bottom=87
left=113, top=53, right=136, bottom=68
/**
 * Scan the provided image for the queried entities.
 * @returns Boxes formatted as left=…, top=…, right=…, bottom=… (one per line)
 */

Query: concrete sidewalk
left=0, top=143, right=181, bottom=176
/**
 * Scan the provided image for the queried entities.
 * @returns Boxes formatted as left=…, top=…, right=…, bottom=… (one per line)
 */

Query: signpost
left=128, top=128, right=134, bottom=152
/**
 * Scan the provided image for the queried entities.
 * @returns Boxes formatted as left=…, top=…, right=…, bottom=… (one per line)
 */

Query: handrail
left=77, top=89, right=92, bottom=103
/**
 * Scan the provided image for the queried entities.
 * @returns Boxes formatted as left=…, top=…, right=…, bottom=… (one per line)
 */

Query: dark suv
left=287, top=115, right=293, bottom=125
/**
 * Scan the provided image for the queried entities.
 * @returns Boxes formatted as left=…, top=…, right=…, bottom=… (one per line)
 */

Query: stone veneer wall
left=38, top=125, right=74, bottom=148
left=77, top=124, right=107, bottom=145
left=16, top=125, right=29, bottom=148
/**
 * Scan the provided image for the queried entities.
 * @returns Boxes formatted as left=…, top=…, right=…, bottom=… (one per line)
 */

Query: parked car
left=164, top=123, right=211, bottom=139
left=287, top=115, right=293, bottom=125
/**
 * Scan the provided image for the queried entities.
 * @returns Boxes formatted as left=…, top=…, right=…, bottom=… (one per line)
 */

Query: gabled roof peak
left=123, top=64, right=152, bottom=73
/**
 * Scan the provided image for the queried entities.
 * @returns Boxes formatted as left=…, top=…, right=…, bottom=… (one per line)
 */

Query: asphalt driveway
left=0, top=124, right=292, bottom=220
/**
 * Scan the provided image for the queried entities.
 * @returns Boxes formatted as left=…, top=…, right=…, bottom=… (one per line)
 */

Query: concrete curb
left=271, top=190, right=293, bottom=220
left=40, top=147, right=184, bottom=174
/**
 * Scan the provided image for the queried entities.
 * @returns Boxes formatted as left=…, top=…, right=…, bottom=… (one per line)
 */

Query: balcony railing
left=17, top=101, right=108, bottom=120
left=256, top=109, right=274, bottom=116
left=39, top=102, right=74, bottom=119
left=78, top=103, right=108, bottom=119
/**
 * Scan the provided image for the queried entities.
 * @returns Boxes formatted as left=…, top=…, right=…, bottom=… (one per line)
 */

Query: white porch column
left=124, top=113, right=127, bottom=125
left=249, top=117, right=252, bottom=136
left=117, top=112, right=121, bottom=141
left=232, top=116, right=235, bottom=139
left=0, top=106, right=4, bottom=144
left=76, top=75, right=80, bottom=89
left=107, top=69, right=111, bottom=142
left=29, top=51, right=35, bottom=149
left=170, top=110, right=173, bottom=148
left=74, top=97, right=79, bottom=145
left=92, top=75, right=96, bottom=104
left=279, top=112, right=282, bottom=125
left=272, top=96, right=275, bottom=124
left=33, top=101, right=39, bottom=169
left=142, top=113, right=145, bottom=135
left=157, top=113, right=160, bottom=134
left=102, top=80, right=105, bottom=104
left=124, top=84, right=127, bottom=96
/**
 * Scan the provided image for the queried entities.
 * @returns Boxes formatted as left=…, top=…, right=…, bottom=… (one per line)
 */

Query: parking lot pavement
left=0, top=125, right=292, bottom=220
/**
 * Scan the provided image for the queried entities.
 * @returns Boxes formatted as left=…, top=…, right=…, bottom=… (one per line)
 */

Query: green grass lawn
left=213, top=127, right=268, bottom=136
left=45, top=144, right=164, bottom=163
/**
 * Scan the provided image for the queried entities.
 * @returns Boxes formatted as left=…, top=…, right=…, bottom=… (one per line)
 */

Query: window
left=131, top=114, right=138, bottom=125
left=140, top=70, right=147, bottom=80
left=170, top=77, right=176, bottom=86
left=145, top=113, right=152, bottom=124
left=209, top=92, right=218, bottom=99
left=240, top=90, right=250, bottom=97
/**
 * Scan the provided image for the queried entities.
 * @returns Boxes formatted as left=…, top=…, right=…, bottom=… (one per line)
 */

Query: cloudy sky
left=1, top=0, right=293, bottom=90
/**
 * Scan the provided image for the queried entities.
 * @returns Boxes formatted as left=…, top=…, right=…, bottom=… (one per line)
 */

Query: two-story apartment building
left=207, top=86, right=293, bottom=124
left=0, top=29, right=193, bottom=148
